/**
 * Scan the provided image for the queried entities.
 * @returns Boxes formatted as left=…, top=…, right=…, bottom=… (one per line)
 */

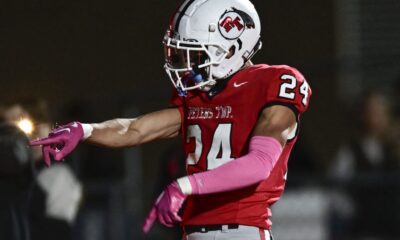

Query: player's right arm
left=30, top=108, right=181, bottom=166
left=86, top=108, right=181, bottom=147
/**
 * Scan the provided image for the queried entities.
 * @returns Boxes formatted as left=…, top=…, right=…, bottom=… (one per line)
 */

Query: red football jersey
left=170, top=64, right=312, bottom=229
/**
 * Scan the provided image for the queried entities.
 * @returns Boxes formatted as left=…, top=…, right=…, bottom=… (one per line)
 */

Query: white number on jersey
left=299, top=81, right=310, bottom=106
left=186, top=125, right=202, bottom=165
left=186, top=123, right=234, bottom=170
left=279, top=74, right=296, bottom=99
left=207, top=124, right=233, bottom=169
left=279, top=74, right=309, bottom=106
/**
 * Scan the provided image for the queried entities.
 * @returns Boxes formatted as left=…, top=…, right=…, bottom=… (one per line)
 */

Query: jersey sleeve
left=263, top=65, right=312, bottom=116
left=169, top=88, right=185, bottom=125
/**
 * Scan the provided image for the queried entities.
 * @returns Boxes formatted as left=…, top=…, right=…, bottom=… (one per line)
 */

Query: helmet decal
left=218, top=8, right=255, bottom=40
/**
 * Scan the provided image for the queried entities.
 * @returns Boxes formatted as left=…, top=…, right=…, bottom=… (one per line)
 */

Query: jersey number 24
left=186, top=124, right=233, bottom=170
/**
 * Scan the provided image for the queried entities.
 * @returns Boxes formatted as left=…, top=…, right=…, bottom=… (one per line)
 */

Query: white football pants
left=184, top=225, right=273, bottom=240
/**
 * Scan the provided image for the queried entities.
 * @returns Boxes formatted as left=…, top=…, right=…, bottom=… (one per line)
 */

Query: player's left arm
left=175, top=105, right=295, bottom=196
left=253, top=104, right=297, bottom=146
left=143, top=105, right=297, bottom=232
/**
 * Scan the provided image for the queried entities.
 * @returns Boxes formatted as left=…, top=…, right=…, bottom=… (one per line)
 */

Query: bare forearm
left=84, top=108, right=182, bottom=148
left=85, top=118, right=135, bottom=147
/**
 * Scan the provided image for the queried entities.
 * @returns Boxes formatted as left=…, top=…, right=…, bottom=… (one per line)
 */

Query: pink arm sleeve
left=186, top=136, right=283, bottom=195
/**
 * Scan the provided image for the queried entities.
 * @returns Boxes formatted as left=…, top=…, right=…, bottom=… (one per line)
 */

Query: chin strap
left=243, top=37, right=262, bottom=62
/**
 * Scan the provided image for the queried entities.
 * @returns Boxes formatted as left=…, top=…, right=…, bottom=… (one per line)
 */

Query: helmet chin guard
left=163, top=32, right=227, bottom=96
left=164, top=0, right=261, bottom=96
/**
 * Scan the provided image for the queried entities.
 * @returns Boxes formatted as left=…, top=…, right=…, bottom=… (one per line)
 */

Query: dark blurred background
left=0, top=0, right=399, bottom=239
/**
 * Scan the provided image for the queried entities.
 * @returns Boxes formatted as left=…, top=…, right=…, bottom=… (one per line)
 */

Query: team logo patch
left=218, top=8, right=255, bottom=40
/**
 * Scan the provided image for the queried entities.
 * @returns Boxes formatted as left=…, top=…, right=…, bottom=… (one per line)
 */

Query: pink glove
left=143, top=182, right=186, bottom=233
left=30, top=122, right=84, bottom=167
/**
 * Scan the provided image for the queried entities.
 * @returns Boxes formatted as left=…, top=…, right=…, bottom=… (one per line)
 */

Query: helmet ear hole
left=226, top=46, right=236, bottom=59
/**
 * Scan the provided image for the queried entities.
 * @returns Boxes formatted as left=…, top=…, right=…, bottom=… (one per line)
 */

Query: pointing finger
left=30, top=137, right=60, bottom=146
left=143, top=207, right=157, bottom=233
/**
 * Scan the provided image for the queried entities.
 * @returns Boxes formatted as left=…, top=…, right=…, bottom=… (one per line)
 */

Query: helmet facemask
left=163, top=32, right=229, bottom=96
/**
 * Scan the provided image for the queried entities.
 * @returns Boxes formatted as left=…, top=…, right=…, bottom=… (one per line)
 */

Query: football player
left=30, top=0, right=312, bottom=239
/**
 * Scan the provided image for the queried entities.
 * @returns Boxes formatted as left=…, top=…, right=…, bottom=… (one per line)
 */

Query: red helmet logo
left=218, top=8, right=255, bottom=40
left=220, top=16, right=244, bottom=33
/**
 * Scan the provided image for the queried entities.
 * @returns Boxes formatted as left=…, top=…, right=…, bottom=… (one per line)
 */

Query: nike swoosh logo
left=233, top=81, right=248, bottom=87
left=53, top=128, right=71, bottom=134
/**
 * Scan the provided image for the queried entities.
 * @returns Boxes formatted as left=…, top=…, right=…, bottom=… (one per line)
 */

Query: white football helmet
left=164, top=0, right=262, bottom=95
